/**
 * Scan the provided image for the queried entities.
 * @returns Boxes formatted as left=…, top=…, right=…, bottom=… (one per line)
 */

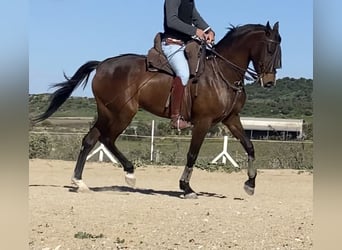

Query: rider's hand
left=195, top=28, right=206, bottom=40
left=205, top=30, right=215, bottom=44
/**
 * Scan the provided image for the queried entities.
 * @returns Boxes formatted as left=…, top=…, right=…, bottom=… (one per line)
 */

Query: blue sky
left=29, top=0, right=313, bottom=97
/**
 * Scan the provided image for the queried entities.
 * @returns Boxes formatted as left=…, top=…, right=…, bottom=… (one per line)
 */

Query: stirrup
left=171, top=116, right=192, bottom=130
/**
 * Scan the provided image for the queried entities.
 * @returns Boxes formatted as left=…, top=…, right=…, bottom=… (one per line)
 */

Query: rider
left=162, top=0, right=215, bottom=130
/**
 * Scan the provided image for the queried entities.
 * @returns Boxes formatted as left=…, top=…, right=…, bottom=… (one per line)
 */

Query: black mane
left=216, top=24, right=266, bottom=46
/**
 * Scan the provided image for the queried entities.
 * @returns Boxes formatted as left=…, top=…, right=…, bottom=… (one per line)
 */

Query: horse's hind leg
left=222, top=115, right=256, bottom=195
left=96, top=102, right=139, bottom=187
left=71, top=126, right=100, bottom=192
left=101, top=136, right=136, bottom=187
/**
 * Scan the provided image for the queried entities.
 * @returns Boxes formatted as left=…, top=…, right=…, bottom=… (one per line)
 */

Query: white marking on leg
left=184, top=192, right=198, bottom=199
left=125, top=172, right=136, bottom=187
left=71, top=177, right=90, bottom=192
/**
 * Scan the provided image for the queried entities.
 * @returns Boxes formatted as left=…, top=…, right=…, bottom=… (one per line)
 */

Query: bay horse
left=33, top=21, right=282, bottom=198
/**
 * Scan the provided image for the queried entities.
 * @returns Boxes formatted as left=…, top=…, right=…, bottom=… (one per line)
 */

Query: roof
left=240, top=117, right=303, bottom=132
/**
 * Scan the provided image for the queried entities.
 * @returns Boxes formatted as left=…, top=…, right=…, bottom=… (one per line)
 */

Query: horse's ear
left=266, top=21, right=271, bottom=30
left=273, top=22, right=279, bottom=32
left=265, top=21, right=271, bottom=36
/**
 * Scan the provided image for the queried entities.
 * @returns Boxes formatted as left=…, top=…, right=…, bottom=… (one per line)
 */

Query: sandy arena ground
left=29, top=159, right=313, bottom=249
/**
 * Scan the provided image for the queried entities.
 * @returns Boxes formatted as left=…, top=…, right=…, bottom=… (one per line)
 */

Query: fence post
left=150, top=120, right=155, bottom=162
left=86, top=143, right=118, bottom=164
left=211, top=136, right=239, bottom=168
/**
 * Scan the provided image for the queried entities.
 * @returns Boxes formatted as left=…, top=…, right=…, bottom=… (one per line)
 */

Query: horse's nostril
left=264, top=82, right=274, bottom=88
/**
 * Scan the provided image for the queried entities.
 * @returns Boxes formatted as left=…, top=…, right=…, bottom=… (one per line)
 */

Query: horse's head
left=250, top=21, right=282, bottom=88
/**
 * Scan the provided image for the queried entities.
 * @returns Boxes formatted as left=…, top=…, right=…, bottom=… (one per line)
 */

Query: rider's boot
left=170, top=77, right=192, bottom=130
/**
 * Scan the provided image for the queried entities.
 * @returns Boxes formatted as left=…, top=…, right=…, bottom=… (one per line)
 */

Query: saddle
left=146, top=33, right=174, bottom=75
left=146, top=33, right=206, bottom=81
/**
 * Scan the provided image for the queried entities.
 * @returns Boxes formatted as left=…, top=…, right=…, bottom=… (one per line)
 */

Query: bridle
left=203, top=34, right=281, bottom=83
left=258, top=38, right=282, bottom=75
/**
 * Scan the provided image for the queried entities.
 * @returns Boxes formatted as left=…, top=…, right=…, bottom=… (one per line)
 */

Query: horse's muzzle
left=259, top=73, right=276, bottom=88
left=263, top=81, right=274, bottom=88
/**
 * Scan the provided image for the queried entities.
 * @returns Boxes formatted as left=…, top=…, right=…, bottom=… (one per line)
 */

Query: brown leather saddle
left=146, top=32, right=205, bottom=80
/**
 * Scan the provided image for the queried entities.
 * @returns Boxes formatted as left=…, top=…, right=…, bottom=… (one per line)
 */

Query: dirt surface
left=29, top=159, right=313, bottom=250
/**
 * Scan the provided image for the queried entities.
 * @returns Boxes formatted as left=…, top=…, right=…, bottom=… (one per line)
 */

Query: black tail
left=32, top=60, right=100, bottom=124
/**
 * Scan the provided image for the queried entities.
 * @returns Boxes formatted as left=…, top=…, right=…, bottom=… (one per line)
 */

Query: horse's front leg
left=222, top=115, right=256, bottom=195
left=180, top=120, right=212, bottom=199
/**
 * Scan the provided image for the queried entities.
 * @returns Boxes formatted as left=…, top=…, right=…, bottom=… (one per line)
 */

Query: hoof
left=125, top=173, right=136, bottom=187
left=71, top=178, right=91, bottom=193
left=182, top=192, right=198, bottom=199
left=244, top=183, right=255, bottom=196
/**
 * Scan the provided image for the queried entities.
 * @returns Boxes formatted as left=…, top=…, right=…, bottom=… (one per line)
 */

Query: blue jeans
left=161, top=41, right=190, bottom=86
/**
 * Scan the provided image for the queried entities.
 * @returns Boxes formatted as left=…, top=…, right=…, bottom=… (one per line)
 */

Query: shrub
left=29, top=133, right=52, bottom=159
left=50, top=134, right=83, bottom=160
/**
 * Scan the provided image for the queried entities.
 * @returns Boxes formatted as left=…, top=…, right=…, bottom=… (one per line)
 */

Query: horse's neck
left=212, top=46, right=250, bottom=82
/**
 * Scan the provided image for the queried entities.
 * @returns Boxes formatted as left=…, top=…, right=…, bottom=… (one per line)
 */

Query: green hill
left=242, top=77, right=312, bottom=119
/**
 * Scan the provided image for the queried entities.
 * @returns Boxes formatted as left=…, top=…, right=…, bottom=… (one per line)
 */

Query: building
left=240, top=117, right=304, bottom=140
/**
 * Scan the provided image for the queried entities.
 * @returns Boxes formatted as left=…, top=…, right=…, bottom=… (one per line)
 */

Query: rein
left=212, top=57, right=243, bottom=91
left=206, top=45, right=259, bottom=81
left=191, top=36, right=258, bottom=81
left=208, top=57, right=242, bottom=121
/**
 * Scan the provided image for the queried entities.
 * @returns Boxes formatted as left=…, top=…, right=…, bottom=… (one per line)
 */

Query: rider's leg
left=161, top=42, right=191, bottom=130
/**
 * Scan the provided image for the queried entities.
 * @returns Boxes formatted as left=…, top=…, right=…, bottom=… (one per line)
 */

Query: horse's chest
left=221, top=89, right=246, bottom=117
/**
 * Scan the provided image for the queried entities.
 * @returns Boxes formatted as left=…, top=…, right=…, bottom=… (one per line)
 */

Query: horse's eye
left=267, top=43, right=275, bottom=54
